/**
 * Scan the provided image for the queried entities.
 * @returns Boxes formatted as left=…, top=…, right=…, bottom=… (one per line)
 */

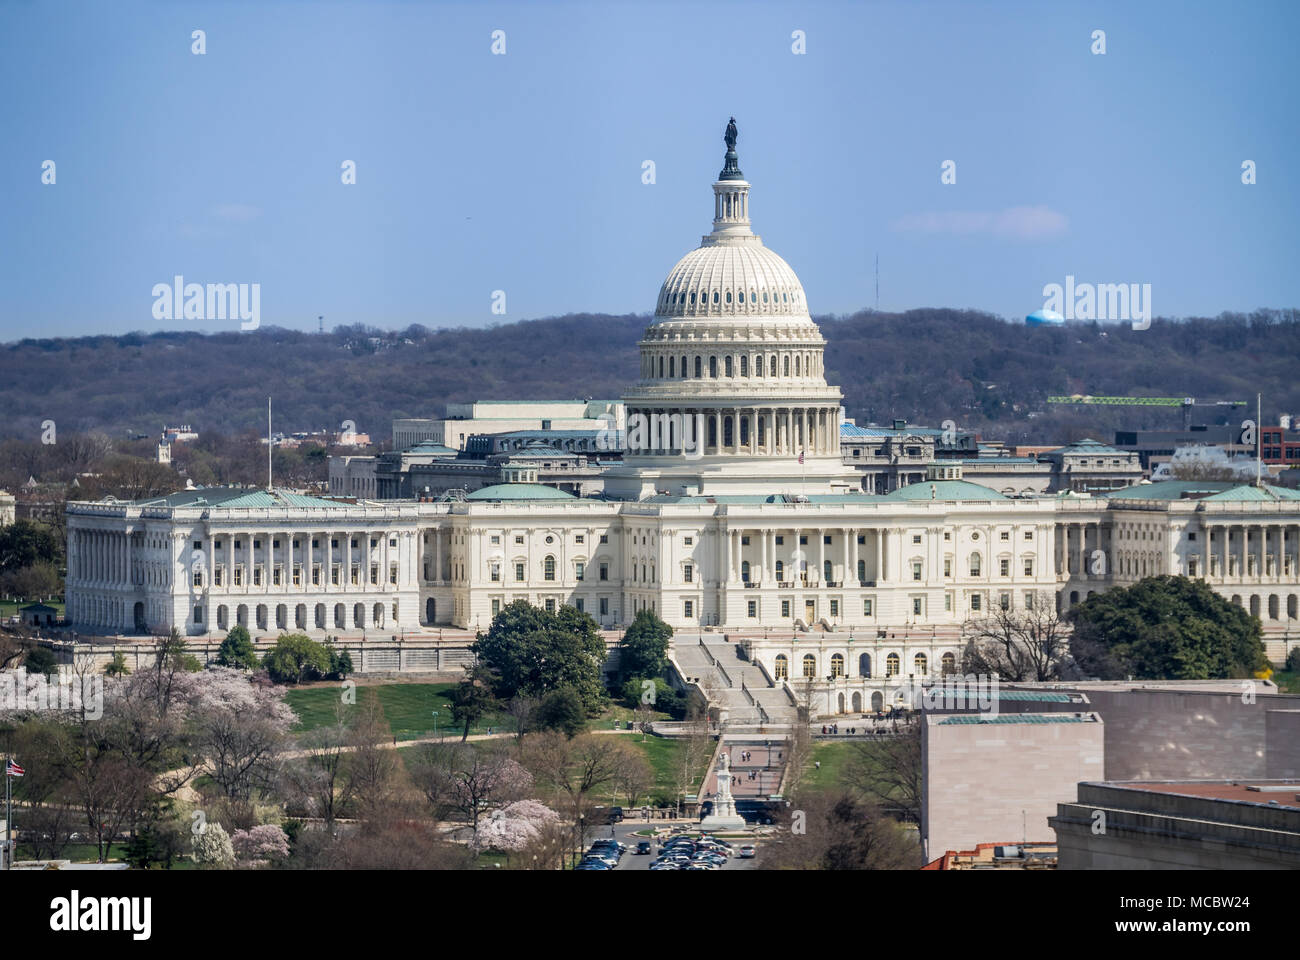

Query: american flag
left=5, top=759, right=23, bottom=777
left=798, top=450, right=804, bottom=464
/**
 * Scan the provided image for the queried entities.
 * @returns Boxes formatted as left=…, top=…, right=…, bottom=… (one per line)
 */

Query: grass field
left=283, top=681, right=512, bottom=741
left=800, top=741, right=858, bottom=792
left=1275, top=670, right=1299, bottom=694
left=0, top=598, right=65, bottom=620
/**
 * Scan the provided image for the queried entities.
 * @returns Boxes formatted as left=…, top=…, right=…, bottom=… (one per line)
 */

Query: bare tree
left=961, top=599, right=1070, bottom=682
left=842, top=724, right=922, bottom=824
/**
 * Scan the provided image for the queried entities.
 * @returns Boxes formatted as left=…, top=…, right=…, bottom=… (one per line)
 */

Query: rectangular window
left=194, top=606, right=203, bottom=623
left=684, top=564, right=693, bottom=583
left=312, top=565, right=321, bottom=586
left=599, top=563, right=609, bottom=581
left=1000, top=592, right=1011, bottom=611
left=575, top=561, right=585, bottom=581
left=193, top=571, right=203, bottom=587
left=971, top=594, right=981, bottom=611
left=389, top=564, right=398, bottom=585
left=913, top=598, right=922, bottom=616
left=781, top=600, right=791, bottom=618
left=684, top=536, right=693, bottom=546
left=1025, top=592, right=1036, bottom=609
left=600, top=534, right=609, bottom=544
left=575, top=598, right=584, bottom=612
left=575, top=535, right=585, bottom=544
left=492, top=599, right=501, bottom=616
left=943, top=531, right=951, bottom=541
left=747, top=600, right=757, bottom=618
left=912, top=534, right=921, bottom=544
left=253, top=567, right=262, bottom=587
left=1024, top=559, right=1034, bottom=576
left=490, top=563, right=500, bottom=582
left=799, top=536, right=808, bottom=545
left=943, top=558, right=951, bottom=577
left=775, top=536, right=784, bottom=546
left=234, top=567, right=243, bottom=587
left=293, top=564, right=301, bottom=586
left=193, top=540, right=202, bottom=550
left=490, top=535, right=500, bottom=545
left=370, top=564, right=379, bottom=585
left=599, top=598, right=609, bottom=616
left=331, top=565, right=340, bottom=586
left=1024, top=530, right=1033, bottom=540
left=829, top=599, right=839, bottom=617
left=273, top=566, right=281, bottom=586
left=824, top=535, right=832, bottom=545
left=863, top=598, right=873, bottom=616
left=742, top=536, right=751, bottom=546
left=214, top=567, right=224, bottom=587
left=1000, top=531, right=1010, bottom=541
left=515, top=535, right=524, bottom=545
left=944, top=593, right=952, bottom=612
left=515, top=563, right=525, bottom=581
left=253, top=539, right=261, bottom=550
left=684, top=600, right=694, bottom=619
left=912, top=562, right=922, bottom=581
left=857, top=535, right=865, bottom=544
left=545, top=599, right=556, bottom=613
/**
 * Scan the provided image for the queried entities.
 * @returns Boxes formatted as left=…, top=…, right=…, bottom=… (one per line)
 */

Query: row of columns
left=640, top=350, right=823, bottom=380
left=626, top=406, right=839, bottom=457
left=1199, top=523, right=1299, bottom=581
left=720, top=528, right=891, bottom=586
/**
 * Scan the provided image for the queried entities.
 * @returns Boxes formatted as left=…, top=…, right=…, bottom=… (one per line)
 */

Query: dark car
left=635, top=840, right=653, bottom=855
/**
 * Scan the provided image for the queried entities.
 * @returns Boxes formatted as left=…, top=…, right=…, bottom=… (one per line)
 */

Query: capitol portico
left=64, top=122, right=1300, bottom=701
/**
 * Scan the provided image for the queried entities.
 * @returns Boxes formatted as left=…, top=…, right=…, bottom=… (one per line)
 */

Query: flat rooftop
left=1111, top=780, right=1300, bottom=810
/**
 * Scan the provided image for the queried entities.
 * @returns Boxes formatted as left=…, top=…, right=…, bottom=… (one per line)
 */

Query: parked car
left=635, top=841, right=653, bottom=855
left=738, top=845, right=756, bottom=859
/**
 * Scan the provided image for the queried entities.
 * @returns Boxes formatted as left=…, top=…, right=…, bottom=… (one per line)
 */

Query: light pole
left=431, top=710, right=439, bottom=740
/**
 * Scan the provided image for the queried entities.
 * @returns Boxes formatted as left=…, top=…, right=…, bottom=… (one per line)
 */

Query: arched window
left=712, top=291, right=719, bottom=304
left=658, top=356, right=664, bottom=378
left=823, top=560, right=833, bottom=582
left=858, top=653, right=872, bottom=677
left=857, top=559, right=866, bottom=583
left=802, top=654, right=817, bottom=678
left=886, top=653, right=900, bottom=677
left=681, top=355, right=688, bottom=378
left=709, top=356, right=718, bottom=378
left=668, top=356, right=674, bottom=377
left=774, top=654, right=788, bottom=680
left=969, top=553, right=981, bottom=576
left=830, top=653, right=845, bottom=678
left=695, top=356, right=702, bottom=377
left=724, top=355, right=733, bottom=377
left=795, top=355, right=801, bottom=376
left=544, top=555, right=556, bottom=581
left=738, top=290, right=744, bottom=304
left=914, top=653, right=928, bottom=676
left=775, top=560, right=784, bottom=581
left=725, top=290, right=732, bottom=304
left=769, top=355, right=776, bottom=376
left=783, top=355, right=790, bottom=376
left=941, top=652, right=956, bottom=675
left=689, top=292, right=696, bottom=305
left=740, top=355, right=748, bottom=376
left=741, top=560, right=750, bottom=582
left=755, top=355, right=763, bottom=377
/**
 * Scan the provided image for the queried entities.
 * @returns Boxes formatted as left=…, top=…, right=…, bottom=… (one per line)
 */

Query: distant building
left=393, top=400, right=624, bottom=451
left=0, top=489, right=14, bottom=526
left=1053, top=779, right=1300, bottom=869
left=923, top=841, right=1058, bottom=870
left=162, top=424, right=198, bottom=443
left=921, top=711, right=1105, bottom=863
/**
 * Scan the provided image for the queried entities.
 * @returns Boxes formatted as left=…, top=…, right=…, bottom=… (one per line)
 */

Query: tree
left=282, top=701, right=354, bottom=825
left=261, top=633, right=331, bottom=684
left=190, top=667, right=297, bottom=801
left=24, top=646, right=57, bottom=676
left=1069, top=575, right=1268, bottom=680
left=471, top=601, right=607, bottom=713
left=535, top=687, right=586, bottom=737
left=217, top=625, right=258, bottom=670
left=0, top=561, right=61, bottom=599
left=105, top=651, right=130, bottom=677
left=192, top=821, right=236, bottom=867
left=619, top=609, right=672, bottom=680
left=411, top=742, right=533, bottom=831
left=231, top=824, right=290, bottom=865
left=842, top=724, right=922, bottom=824
left=0, top=519, right=62, bottom=574
left=759, top=791, right=919, bottom=870
left=450, top=663, right=498, bottom=741
left=961, top=599, right=1070, bottom=681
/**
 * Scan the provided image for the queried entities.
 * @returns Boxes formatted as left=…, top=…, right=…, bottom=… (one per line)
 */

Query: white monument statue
left=699, top=751, right=747, bottom=831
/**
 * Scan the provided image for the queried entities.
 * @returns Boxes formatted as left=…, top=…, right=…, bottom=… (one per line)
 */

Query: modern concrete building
left=1052, top=779, right=1300, bottom=869
left=921, top=711, right=1105, bottom=863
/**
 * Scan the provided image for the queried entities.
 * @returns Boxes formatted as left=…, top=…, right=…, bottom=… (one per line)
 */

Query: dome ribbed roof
left=655, top=243, right=807, bottom=320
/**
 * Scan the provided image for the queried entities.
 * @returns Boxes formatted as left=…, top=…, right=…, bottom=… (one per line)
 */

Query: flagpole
left=5, top=758, right=11, bottom=870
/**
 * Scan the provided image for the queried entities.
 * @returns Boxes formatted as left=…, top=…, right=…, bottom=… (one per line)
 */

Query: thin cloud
left=212, top=203, right=262, bottom=223
left=892, top=205, right=1068, bottom=240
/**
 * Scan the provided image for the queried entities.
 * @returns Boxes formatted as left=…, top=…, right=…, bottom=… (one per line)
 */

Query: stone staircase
left=670, top=635, right=798, bottom=725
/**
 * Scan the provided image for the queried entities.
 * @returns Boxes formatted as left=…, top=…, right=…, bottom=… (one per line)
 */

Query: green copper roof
left=1104, top=480, right=1300, bottom=502
left=882, top=480, right=1007, bottom=502
left=134, top=488, right=347, bottom=509
left=465, top=482, right=576, bottom=501
left=937, top=714, right=1094, bottom=725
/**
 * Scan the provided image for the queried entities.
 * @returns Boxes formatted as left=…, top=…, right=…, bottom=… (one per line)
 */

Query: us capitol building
left=65, top=122, right=1300, bottom=701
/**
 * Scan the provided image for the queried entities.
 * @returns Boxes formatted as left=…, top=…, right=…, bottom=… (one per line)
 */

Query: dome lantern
left=709, top=116, right=752, bottom=241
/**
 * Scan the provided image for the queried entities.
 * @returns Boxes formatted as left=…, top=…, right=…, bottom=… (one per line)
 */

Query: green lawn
left=606, top=734, right=710, bottom=806
left=284, top=682, right=509, bottom=741
left=0, top=598, right=65, bottom=619
left=801, top=741, right=858, bottom=792
left=1275, top=670, right=1299, bottom=694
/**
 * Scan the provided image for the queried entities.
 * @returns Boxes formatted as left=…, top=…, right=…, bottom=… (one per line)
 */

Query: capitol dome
left=656, top=243, right=808, bottom=319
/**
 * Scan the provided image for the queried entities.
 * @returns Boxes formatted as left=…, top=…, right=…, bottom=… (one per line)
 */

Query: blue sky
left=1, top=0, right=1296, bottom=339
